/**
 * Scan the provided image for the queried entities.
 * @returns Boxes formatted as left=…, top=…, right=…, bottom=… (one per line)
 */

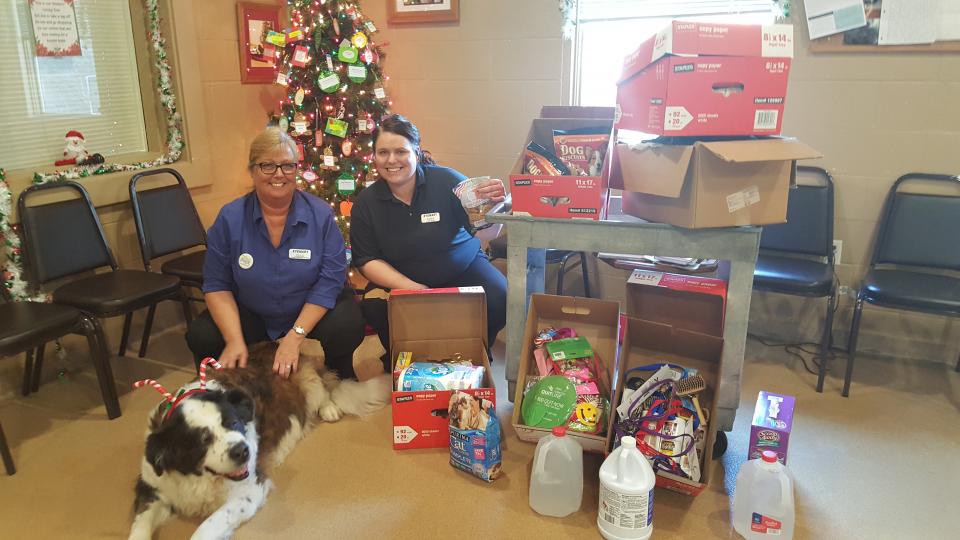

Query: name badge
left=421, top=212, right=440, bottom=223
left=288, top=248, right=312, bottom=260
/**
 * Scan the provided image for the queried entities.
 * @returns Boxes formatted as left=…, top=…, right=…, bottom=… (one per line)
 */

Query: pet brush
left=675, top=375, right=705, bottom=396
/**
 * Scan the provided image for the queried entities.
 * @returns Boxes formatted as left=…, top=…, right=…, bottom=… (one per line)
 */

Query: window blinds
left=0, top=0, right=147, bottom=171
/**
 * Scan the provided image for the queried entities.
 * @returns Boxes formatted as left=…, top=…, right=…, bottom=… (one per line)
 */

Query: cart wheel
left=713, top=431, right=728, bottom=459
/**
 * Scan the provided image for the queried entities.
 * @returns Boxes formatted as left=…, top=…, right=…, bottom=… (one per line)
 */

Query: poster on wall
left=236, top=2, right=284, bottom=84
left=28, top=0, right=81, bottom=57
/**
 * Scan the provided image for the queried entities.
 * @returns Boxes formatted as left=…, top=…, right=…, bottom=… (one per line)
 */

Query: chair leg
left=557, top=254, right=572, bottom=296
left=579, top=252, right=591, bottom=298
left=843, top=296, right=865, bottom=398
left=80, top=316, right=121, bottom=420
left=138, top=304, right=158, bottom=358
left=180, top=295, right=194, bottom=325
left=119, top=312, right=133, bottom=357
left=0, top=421, right=15, bottom=475
left=21, top=349, right=34, bottom=397
left=31, top=343, right=45, bottom=392
left=816, top=291, right=836, bottom=393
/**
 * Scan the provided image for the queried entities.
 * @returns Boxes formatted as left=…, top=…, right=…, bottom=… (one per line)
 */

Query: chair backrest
left=18, top=181, right=117, bottom=285
left=871, top=173, right=960, bottom=271
left=759, top=166, right=834, bottom=259
left=129, top=168, right=206, bottom=271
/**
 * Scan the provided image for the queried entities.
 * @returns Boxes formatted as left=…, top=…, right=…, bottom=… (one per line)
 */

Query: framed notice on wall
left=237, top=2, right=284, bottom=84
left=28, top=0, right=81, bottom=57
left=387, top=0, right=459, bottom=24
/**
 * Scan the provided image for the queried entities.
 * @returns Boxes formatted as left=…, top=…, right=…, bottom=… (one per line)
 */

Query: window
left=0, top=0, right=148, bottom=171
left=573, top=0, right=778, bottom=106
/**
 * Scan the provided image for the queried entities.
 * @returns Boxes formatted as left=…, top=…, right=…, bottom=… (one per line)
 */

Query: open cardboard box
left=625, top=269, right=726, bottom=337
left=389, top=287, right=495, bottom=451
left=616, top=137, right=821, bottom=228
left=509, top=108, right=615, bottom=220
left=611, top=317, right=724, bottom=496
left=511, top=294, right=621, bottom=453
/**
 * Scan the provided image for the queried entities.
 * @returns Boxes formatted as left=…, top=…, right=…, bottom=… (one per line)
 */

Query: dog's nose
left=229, top=442, right=249, bottom=463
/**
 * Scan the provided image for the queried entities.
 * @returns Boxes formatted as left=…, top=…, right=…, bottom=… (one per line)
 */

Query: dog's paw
left=319, top=402, right=343, bottom=422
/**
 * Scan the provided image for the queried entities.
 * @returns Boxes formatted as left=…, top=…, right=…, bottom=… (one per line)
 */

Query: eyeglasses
left=257, top=162, right=298, bottom=175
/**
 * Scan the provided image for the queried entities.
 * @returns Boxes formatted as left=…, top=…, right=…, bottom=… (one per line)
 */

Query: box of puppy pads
left=609, top=316, right=724, bottom=496
left=511, top=294, right=622, bottom=453
left=389, top=287, right=496, bottom=451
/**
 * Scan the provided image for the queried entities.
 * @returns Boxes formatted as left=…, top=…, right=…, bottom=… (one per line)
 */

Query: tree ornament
left=373, top=85, right=386, bottom=100
left=340, top=200, right=353, bottom=217
left=337, top=39, right=358, bottom=63
left=302, top=169, right=319, bottom=183
left=333, top=16, right=340, bottom=36
left=291, top=112, right=312, bottom=136
left=324, top=117, right=348, bottom=138
left=364, top=20, right=377, bottom=33
left=351, top=32, right=368, bottom=49
left=336, top=173, right=356, bottom=195
left=315, top=130, right=323, bottom=147
left=294, top=87, right=305, bottom=106
left=347, top=64, right=367, bottom=83
left=279, top=116, right=289, bottom=132
left=318, top=70, right=340, bottom=93
left=321, top=146, right=337, bottom=169
left=341, top=138, right=353, bottom=157
left=291, top=45, right=311, bottom=67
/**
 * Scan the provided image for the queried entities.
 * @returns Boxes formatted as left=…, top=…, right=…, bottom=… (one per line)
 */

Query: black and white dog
left=128, top=342, right=390, bottom=540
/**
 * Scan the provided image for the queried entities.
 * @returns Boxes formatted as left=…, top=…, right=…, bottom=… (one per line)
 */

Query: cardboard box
left=512, top=294, right=621, bottom=453
left=509, top=114, right=614, bottom=220
left=625, top=269, right=726, bottom=337
left=389, top=287, right=496, bottom=450
left=616, top=22, right=794, bottom=136
left=748, top=391, right=796, bottom=465
left=610, top=317, right=724, bottom=496
left=617, top=138, right=821, bottom=228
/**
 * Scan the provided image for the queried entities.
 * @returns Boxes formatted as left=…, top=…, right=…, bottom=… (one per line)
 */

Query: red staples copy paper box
left=509, top=108, right=615, bottom=220
left=616, top=22, right=794, bottom=136
left=389, top=287, right=496, bottom=450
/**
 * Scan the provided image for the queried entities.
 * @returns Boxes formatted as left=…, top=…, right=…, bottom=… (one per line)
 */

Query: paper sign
left=879, top=0, right=938, bottom=45
left=347, top=64, right=367, bottom=82
left=374, top=86, right=386, bottom=99
left=29, top=0, right=81, bottom=57
left=803, top=0, right=868, bottom=40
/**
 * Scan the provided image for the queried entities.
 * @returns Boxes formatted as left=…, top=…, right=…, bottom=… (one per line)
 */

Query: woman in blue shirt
left=185, top=128, right=365, bottom=379
left=350, top=115, right=507, bottom=348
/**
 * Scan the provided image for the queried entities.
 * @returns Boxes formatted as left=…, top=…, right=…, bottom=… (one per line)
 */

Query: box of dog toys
left=749, top=391, right=795, bottom=465
left=609, top=316, right=724, bottom=496
left=389, top=287, right=496, bottom=451
left=448, top=391, right=502, bottom=482
left=509, top=107, right=615, bottom=220
left=512, top=294, right=622, bottom=453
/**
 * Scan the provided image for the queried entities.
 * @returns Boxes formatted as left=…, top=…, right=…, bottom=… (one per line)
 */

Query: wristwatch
left=292, top=325, right=306, bottom=337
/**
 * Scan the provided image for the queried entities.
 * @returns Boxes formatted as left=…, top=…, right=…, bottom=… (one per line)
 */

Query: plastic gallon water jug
left=732, top=450, right=796, bottom=539
left=597, top=436, right=656, bottom=540
left=529, top=426, right=583, bottom=517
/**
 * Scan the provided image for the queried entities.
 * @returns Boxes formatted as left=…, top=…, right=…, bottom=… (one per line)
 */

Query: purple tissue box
left=748, top=391, right=795, bottom=464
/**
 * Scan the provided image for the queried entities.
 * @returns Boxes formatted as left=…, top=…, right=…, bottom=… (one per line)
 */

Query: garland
left=0, top=0, right=183, bottom=301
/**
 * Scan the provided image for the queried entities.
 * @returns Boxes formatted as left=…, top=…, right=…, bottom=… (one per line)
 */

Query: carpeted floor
left=1, top=326, right=957, bottom=539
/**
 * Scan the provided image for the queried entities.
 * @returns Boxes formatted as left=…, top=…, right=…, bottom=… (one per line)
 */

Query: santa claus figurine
left=55, top=130, right=104, bottom=167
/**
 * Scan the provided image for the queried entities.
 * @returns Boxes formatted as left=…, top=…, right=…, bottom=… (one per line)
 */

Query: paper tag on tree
left=266, top=31, right=286, bottom=46
left=357, top=118, right=368, bottom=132
left=276, top=71, right=290, bottom=86
left=291, top=45, right=310, bottom=67
left=347, top=64, right=367, bottom=83
left=351, top=32, right=368, bottom=49
left=324, top=154, right=336, bottom=167
left=374, top=86, right=386, bottom=99
left=294, top=87, right=305, bottom=106
left=286, top=29, right=304, bottom=42
left=318, top=71, right=340, bottom=93
left=337, top=174, right=356, bottom=195
left=325, top=54, right=334, bottom=71
left=337, top=39, right=358, bottom=63
left=325, top=117, right=348, bottom=138
left=364, top=21, right=377, bottom=33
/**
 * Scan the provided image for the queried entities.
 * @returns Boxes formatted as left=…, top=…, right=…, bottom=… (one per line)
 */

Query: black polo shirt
left=350, top=164, right=481, bottom=286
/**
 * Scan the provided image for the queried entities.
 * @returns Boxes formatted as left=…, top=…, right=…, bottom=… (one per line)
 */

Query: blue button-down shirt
left=202, top=191, right=346, bottom=339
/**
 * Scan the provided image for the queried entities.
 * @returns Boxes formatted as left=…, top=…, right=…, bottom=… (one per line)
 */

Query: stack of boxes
left=610, top=21, right=821, bottom=228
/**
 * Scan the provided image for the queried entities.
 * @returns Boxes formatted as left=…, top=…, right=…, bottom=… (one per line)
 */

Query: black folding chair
left=753, top=166, right=836, bottom=392
left=18, top=181, right=182, bottom=365
left=845, top=173, right=960, bottom=396
left=1, top=282, right=119, bottom=474
left=130, top=168, right=206, bottom=356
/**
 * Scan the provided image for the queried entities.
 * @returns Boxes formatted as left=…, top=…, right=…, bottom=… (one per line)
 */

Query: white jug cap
left=621, top=435, right=636, bottom=448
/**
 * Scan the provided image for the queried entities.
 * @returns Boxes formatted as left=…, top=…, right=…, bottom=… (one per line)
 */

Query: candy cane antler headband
left=133, top=358, right=223, bottom=420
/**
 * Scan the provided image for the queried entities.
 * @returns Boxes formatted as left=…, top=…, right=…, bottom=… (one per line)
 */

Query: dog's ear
left=145, top=432, right=166, bottom=477
left=226, top=388, right=255, bottom=424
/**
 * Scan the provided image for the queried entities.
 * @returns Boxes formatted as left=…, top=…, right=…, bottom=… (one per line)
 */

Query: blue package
left=448, top=391, right=502, bottom=482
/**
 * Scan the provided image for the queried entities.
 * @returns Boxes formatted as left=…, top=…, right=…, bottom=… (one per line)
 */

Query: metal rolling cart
left=487, top=203, right=760, bottom=432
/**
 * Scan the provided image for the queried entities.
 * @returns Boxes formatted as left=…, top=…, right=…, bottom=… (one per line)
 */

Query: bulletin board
left=809, top=0, right=960, bottom=53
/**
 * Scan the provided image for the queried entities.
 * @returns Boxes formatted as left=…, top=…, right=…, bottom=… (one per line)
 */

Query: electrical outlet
left=832, top=239, right=843, bottom=264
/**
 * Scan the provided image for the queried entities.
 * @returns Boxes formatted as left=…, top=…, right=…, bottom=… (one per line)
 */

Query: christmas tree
left=274, top=0, right=391, bottom=239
